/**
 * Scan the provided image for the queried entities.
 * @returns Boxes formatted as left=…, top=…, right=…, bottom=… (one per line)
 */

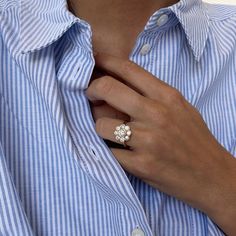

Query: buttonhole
left=72, top=65, right=81, bottom=81
left=88, top=144, right=100, bottom=161
left=76, top=62, right=82, bottom=74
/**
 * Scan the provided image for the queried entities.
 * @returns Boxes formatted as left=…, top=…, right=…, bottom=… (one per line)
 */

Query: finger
left=110, top=148, right=149, bottom=179
left=86, top=76, right=148, bottom=119
left=94, top=53, right=170, bottom=100
left=110, top=148, right=136, bottom=174
left=91, top=103, right=130, bottom=121
left=95, top=117, right=140, bottom=148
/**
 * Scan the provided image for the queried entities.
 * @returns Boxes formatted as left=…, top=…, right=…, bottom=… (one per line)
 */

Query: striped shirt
left=1, top=0, right=236, bottom=235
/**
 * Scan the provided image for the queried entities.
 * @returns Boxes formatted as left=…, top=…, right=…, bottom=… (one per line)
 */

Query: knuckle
left=146, top=102, right=169, bottom=128
left=145, top=102, right=161, bottom=120
left=143, top=132, right=156, bottom=147
left=95, top=76, right=114, bottom=95
left=168, top=88, right=184, bottom=104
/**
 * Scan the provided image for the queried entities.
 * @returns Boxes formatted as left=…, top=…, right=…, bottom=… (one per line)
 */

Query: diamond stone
left=114, top=124, right=132, bottom=144
left=127, top=130, right=131, bottom=136
left=125, top=126, right=130, bottom=131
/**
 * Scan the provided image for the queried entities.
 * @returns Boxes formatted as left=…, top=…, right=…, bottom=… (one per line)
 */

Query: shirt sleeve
left=0, top=143, right=34, bottom=236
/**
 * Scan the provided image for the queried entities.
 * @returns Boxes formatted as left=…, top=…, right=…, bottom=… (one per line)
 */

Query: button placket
left=140, top=44, right=151, bottom=55
left=156, top=14, right=169, bottom=27
left=131, top=13, right=170, bottom=58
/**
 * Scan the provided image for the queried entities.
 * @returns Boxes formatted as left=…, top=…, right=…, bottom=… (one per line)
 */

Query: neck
left=69, top=0, right=178, bottom=58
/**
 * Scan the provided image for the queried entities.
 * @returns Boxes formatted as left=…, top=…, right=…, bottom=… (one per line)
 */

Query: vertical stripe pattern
left=1, top=0, right=236, bottom=235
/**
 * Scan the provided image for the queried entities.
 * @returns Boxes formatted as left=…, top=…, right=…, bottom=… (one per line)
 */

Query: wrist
left=202, top=150, right=236, bottom=235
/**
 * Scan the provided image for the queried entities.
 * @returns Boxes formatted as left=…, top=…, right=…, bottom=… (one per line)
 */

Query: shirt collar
left=1, top=0, right=209, bottom=61
left=0, top=0, right=81, bottom=57
left=169, top=0, right=210, bottom=61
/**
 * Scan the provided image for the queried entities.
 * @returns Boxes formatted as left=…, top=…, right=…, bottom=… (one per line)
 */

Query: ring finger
left=95, top=117, right=141, bottom=148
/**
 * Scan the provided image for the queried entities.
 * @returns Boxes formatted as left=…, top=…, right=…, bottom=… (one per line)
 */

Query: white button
left=140, top=44, right=151, bottom=55
left=157, top=14, right=169, bottom=27
left=131, top=228, right=145, bottom=236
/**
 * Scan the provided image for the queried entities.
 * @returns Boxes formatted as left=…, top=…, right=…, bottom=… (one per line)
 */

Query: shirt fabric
left=0, top=0, right=236, bottom=235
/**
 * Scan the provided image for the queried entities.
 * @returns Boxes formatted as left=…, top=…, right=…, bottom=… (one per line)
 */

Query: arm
left=86, top=53, right=236, bottom=235
left=206, top=145, right=236, bottom=236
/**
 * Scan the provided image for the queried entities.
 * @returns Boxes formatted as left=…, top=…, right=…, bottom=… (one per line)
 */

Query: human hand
left=86, top=53, right=236, bottom=234
left=90, top=68, right=130, bottom=148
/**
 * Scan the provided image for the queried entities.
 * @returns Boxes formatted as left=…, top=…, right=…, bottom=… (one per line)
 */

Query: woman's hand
left=86, top=53, right=236, bottom=235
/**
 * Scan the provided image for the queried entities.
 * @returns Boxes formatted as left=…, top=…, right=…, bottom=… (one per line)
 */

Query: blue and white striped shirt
left=1, top=0, right=236, bottom=235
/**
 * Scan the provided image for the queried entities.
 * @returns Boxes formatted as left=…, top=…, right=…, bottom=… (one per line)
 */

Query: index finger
left=86, top=76, right=149, bottom=120
left=94, top=53, right=170, bottom=99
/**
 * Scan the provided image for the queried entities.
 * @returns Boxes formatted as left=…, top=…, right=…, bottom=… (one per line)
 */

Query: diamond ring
left=114, top=123, right=132, bottom=146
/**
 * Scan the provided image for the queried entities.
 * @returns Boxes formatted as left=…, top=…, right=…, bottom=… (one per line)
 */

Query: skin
left=69, top=0, right=236, bottom=235
left=68, top=0, right=177, bottom=58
